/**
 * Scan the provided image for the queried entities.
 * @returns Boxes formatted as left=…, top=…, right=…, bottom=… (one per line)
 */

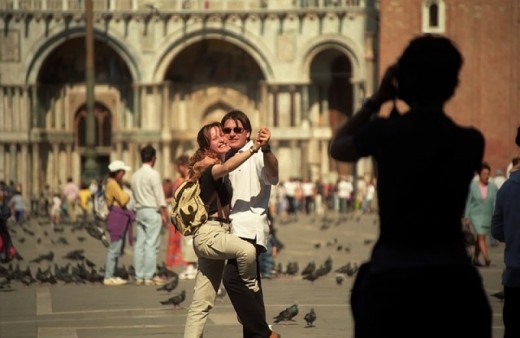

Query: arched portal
left=165, top=39, right=263, bottom=84
left=164, top=39, right=265, bottom=132
left=36, top=37, right=133, bottom=185
left=310, top=49, right=353, bottom=178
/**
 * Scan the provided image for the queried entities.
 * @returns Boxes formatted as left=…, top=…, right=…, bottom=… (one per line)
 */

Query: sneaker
left=142, top=276, right=168, bottom=286
left=135, top=279, right=145, bottom=286
left=103, top=277, right=128, bottom=286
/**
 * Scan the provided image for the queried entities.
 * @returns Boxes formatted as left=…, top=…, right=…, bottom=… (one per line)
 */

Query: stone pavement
left=0, top=212, right=506, bottom=338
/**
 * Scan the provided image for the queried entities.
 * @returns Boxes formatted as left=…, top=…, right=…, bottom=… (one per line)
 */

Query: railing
left=0, top=0, right=364, bottom=11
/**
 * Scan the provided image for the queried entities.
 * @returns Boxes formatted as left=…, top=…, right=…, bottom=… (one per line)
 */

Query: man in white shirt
left=221, top=110, right=280, bottom=338
left=131, top=144, right=168, bottom=286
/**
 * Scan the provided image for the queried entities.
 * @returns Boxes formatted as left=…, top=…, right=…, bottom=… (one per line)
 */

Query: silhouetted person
left=330, top=34, right=491, bottom=338
left=492, top=126, right=520, bottom=338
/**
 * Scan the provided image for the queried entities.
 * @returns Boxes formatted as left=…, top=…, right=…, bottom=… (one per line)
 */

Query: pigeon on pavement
left=304, top=308, right=316, bottom=327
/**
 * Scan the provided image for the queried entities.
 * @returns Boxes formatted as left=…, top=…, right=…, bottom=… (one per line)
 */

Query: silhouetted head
left=397, top=34, right=463, bottom=105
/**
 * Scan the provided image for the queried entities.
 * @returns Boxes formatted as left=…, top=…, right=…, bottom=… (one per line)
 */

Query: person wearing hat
left=103, top=160, right=134, bottom=286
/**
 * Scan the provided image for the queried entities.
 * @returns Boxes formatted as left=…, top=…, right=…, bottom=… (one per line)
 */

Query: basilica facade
left=0, top=0, right=378, bottom=199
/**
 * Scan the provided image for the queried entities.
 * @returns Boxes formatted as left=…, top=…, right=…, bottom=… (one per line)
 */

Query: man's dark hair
left=478, top=162, right=491, bottom=174
left=397, top=34, right=463, bottom=104
left=515, top=126, right=520, bottom=147
left=140, top=144, right=156, bottom=163
left=221, top=109, right=252, bottom=137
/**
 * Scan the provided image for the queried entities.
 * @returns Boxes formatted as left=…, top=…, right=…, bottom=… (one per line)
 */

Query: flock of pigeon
left=0, top=213, right=373, bottom=332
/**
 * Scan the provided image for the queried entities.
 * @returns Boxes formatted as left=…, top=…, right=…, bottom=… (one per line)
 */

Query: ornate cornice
left=0, top=9, right=360, bottom=26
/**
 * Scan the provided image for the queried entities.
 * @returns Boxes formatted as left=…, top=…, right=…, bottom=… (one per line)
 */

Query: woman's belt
left=207, top=216, right=230, bottom=224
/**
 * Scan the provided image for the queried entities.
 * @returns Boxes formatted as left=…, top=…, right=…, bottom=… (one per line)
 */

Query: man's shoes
left=136, top=276, right=167, bottom=286
left=103, top=277, right=128, bottom=286
left=145, top=276, right=168, bottom=286
left=269, top=330, right=281, bottom=338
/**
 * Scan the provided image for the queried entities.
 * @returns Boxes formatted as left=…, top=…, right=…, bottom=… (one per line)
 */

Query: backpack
left=93, top=182, right=109, bottom=221
left=168, top=180, right=209, bottom=236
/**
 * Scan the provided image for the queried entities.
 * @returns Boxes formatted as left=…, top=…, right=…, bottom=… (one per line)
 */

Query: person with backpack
left=103, top=160, right=134, bottom=286
left=183, top=122, right=266, bottom=338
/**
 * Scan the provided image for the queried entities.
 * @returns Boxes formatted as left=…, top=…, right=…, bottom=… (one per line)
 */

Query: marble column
left=320, top=84, right=330, bottom=127
left=13, top=87, right=21, bottom=131
left=320, top=140, right=330, bottom=181
left=52, top=143, right=59, bottom=190
left=115, top=141, right=123, bottom=162
left=271, top=86, right=279, bottom=127
left=289, top=85, right=296, bottom=127
left=65, top=143, right=72, bottom=180
left=9, top=144, right=17, bottom=185
left=162, top=141, right=171, bottom=179
left=162, top=82, right=171, bottom=129
left=22, top=86, right=29, bottom=131
left=0, top=88, right=4, bottom=132
left=259, top=81, right=268, bottom=127
left=30, top=85, right=38, bottom=128
left=0, top=144, right=4, bottom=180
left=32, top=142, right=40, bottom=197
left=301, top=84, right=309, bottom=123
left=21, top=143, right=29, bottom=198
left=133, top=84, right=140, bottom=128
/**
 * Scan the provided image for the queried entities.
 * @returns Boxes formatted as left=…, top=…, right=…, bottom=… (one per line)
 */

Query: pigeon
left=301, top=261, right=316, bottom=276
left=285, top=262, right=299, bottom=276
left=303, top=271, right=320, bottom=283
left=63, top=249, right=85, bottom=261
left=335, top=262, right=358, bottom=277
left=84, top=259, right=96, bottom=268
left=273, top=304, right=298, bottom=323
left=160, top=290, right=186, bottom=309
left=157, top=278, right=179, bottom=293
left=53, top=237, right=69, bottom=245
left=31, top=251, right=54, bottom=263
left=303, top=308, right=316, bottom=327
left=335, top=274, right=344, bottom=285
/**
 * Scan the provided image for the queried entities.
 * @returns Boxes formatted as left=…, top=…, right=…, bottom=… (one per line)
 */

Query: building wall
left=0, top=0, right=378, bottom=200
left=379, top=0, right=520, bottom=173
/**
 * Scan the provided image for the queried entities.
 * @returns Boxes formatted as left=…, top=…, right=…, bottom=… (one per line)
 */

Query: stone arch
left=202, top=100, right=234, bottom=126
left=187, top=87, right=253, bottom=130
left=24, top=26, right=141, bottom=84
left=299, top=35, right=364, bottom=83
left=153, top=28, right=274, bottom=83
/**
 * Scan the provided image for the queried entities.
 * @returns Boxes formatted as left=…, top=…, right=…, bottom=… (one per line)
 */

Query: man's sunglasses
left=223, top=127, right=245, bottom=134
